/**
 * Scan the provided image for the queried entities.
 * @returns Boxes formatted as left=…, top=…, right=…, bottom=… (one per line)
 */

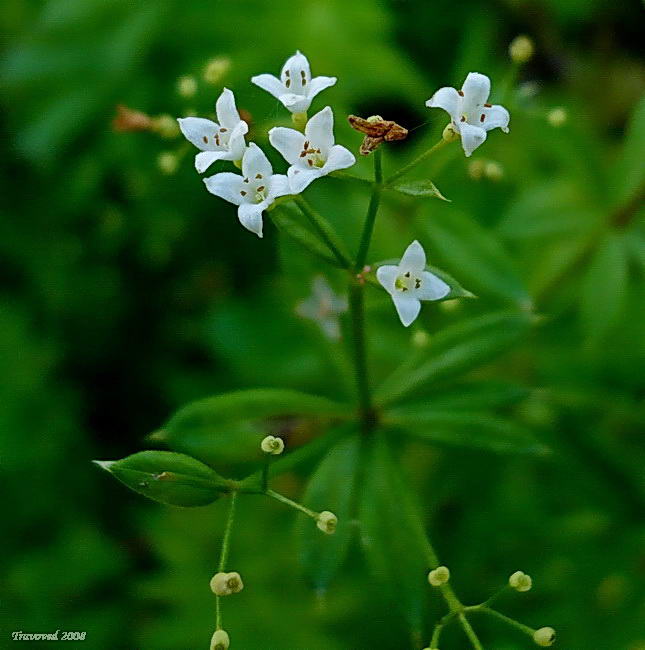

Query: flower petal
left=287, top=166, right=320, bottom=194
left=305, top=106, right=335, bottom=155
left=251, top=74, right=285, bottom=100
left=238, top=202, right=265, bottom=238
left=203, top=172, right=246, bottom=205
left=307, top=75, right=337, bottom=100
left=228, top=123, right=248, bottom=161
left=268, top=174, right=291, bottom=200
left=480, top=104, right=510, bottom=133
left=392, top=293, right=421, bottom=327
left=279, top=93, right=311, bottom=113
left=458, top=122, right=487, bottom=157
left=269, top=127, right=306, bottom=166
left=215, top=88, right=241, bottom=130
left=376, top=265, right=399, bottom=294
left=281, top=50, right=311, bottom=93
left=426, top=86, right=460, bottom=122
left=418, top=271, right=450, bottom=301
left=321, top=144, right=355, bottom=175
left=195, top=150, right=228, bottom=173
left=242, top=142, right=273, bottom=179
left=177, top=117, right=220, bottom=151
left=399, top=240, right=426, bottom=273
left=461, top=72, right=491, bottom=113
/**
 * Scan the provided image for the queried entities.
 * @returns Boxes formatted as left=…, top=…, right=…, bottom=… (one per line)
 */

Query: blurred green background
left=1, top=0, right=644, bottom=648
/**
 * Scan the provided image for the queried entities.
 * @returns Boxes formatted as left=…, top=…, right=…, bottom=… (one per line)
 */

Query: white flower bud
left=509, top=570, right=533, bottom=592
left=484, top=161, right=504, bottom=182
left=468, top=159, right=485, bottom=180
left=261, top=435, right=284, bottom=455
left=533, top=627, right=556, bottom=647
left=151, top=114, right=180, bottom=139
left=547, top=108, right=567, bottom=127
left=317, top=511, right=337, bottom=534
left=427, top=566, right=450, bottom=587
left=210, top=628, right=230, bottom=650
left=210, top=571, right=244, bottom=596
left=203, top=57, right=231, bottom=85
left=442, top=122, right=459, bottom=143
left=509, top=35, right=534, bottom=64
left=177, top=75, right=198, bottom=98
left=157, top=152, right=178, bottom=175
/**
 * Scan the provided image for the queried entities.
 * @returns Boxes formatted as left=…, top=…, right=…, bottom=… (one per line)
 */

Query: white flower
left=269, top=107, right=355, bottom=193
left=296, top=276, right=347, bottom=339
left=251, top=50, right=337, bottom=114
left=426, top=72, right=510, bottom=157
left=376, top=241, right=450, bottom=327
left=203, top=143, right=290, bottom=238
left=177, top=88, right=248, bottom=173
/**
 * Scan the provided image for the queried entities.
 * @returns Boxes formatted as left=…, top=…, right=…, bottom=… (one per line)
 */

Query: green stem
left=459, top=613, right=484, bottom=650
left=354, top=148, right=383, bottom=271
left=480, top=585, right=510, bottom=608
left=474, top=607, right=535, bottom=637
left=215, top=491, right=238, bottom=629
left=348, top=282, right=373, bottom=430
left=385, top=138, right=448, bottom=186
left=293, top=195, right=351, bottom=268
left=266, top=488, right=318, bottom=520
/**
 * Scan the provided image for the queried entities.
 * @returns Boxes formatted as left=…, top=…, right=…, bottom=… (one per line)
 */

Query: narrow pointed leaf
left=391, top=179, right=450, bottom=201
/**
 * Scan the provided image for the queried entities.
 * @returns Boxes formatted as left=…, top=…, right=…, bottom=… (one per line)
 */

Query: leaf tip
left=92, top=460, right=114, bottom=472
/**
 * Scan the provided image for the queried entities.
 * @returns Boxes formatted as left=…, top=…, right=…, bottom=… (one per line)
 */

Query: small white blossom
left=296, top=276, right=347, bottom=339
left=269, top=106, right=355, bottom=193
left=252, top=50, right=336, bottom=114
left=426, top=73, right=510, bottom=157
left=210, top=571, right=244, bottom=596
left=203, top=143, right=290, bottom=238
left=210, top=629, right=230, bottom=650
left=377, top=241, right=450, bottom=327
left=317, top=511, right=338, bottom=534
left=533, top=627, right=556, bottom=647
left=428, top=566, right=451, bottom=587
left=261, top=435, right=284, bottom=455
left=177, top=88, right=248, bottom=173
left=509, top=570, right=533, bottom=592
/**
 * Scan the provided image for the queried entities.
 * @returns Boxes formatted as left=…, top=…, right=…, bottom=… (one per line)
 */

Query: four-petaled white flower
left=252, top=50, right=337, bottom=114
left=426, top=72, right=510, bottom=157
left=203, top=143, right=290, bottom=238
left=269, top=107, right=355, bottom=193
left=177, top=88, right=248, bottom=173
left=377, top=241, right=450, bottom=327
left=296, top=276, right=348, bottom=340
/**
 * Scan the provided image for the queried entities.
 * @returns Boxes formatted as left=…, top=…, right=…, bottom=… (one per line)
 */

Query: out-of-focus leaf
left=391, top=180, right=449, bottom=201
left=359, top=434, right=432, bottom=639
left=385, top=407, right=548, bottom=455
left=156, top=389, right=349, bottom=475
left=297, top=435, right=360, bottom=590
left=422, top=206, right=530, bottom=306
left=613, top=93, right=645, bottom=206
left=376, top=311, right=533, bottom=405
left=94, top=451, right=230, bottom=507
left=579, top=232, right=629, bottom=343
left=415, top=381, right=530, bottom=410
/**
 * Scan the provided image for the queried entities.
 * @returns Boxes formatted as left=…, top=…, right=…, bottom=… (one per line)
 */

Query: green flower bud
left=261, top=435, right=284, bottom=455
left=177, top=75, right=198, bottom=98
left=317, top=511, right=337, bottom=534
left=427, top=566, right=450, bottom=587
left=442, top=122, right=459, bottom=143
left=509, top=570, right=533, bottom=592
left=468, top=159, right=485, bottom=180
left=203, top=57, right=231, bottom=85
left=547, top=108, right=567, bottom=127
left=291, top=111, right=308, bottom=131
left=484, top=161, right=504, bottom=182
left=509, top=35, right=534, bottom=64
left=412, top=330, right=430, bottom=348
left=210, top=629, right=230, bottom=650
left=157, top=152, right=178, bottom=175
left=533, top=627, right=556, bottom=647
left=210, top=571, right=244, bottom=596
left=151, top=114, right=180, bottom=139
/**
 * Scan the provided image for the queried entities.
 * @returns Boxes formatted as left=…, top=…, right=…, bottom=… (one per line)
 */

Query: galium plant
left=99, top=48, right=557, bottom=648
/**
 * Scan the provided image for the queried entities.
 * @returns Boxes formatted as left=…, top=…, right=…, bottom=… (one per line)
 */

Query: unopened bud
left=177, top=75, right=198, bottom=98
left=468, top=159, right=485, bottom=180
left=484, top=161, right=504, bottom=181
left=547, top=107, right=567, bottom=127
left=151, top=114, right=180, bottom=138
left=317, top=511, right=337, bottom=534
left=210, top=629, right=230, bottom=650
left=204, top=57, right=231, bottom=85
left=412, top=330, right=430, bottom=348
left=261, top=435, right=284, bottom=455
left=509, top=35, right=534, bottom=64
left=291, top=111, right=308, bottom=131
left=533, top=627, right=556, bottom=647
left=442, top=122, right=459, bottom=143
left=509, top=570, right=533, bottom=592
left=427, top=566, right=450, bottom=587
left=210, top=571, right=244, bottom=596
left=157, top=152, right=178, bottom=175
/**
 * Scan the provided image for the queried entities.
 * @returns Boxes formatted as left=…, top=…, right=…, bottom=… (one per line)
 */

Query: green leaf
left=613, top=92, right=645, bottom=206
left=94, top=451, right=231, bottom=507
left=296, top=435, right=360, bottom=590
left=359, top=435, right=433, bottom=637
left=376, top=311, right=533, bottom=405
left=156, top=389, right=348, bottom=476
left=386, top=408, right=548, bottom=455
left=579, top=233, right=629, bottom=343
left=414, top=381, right=530, bottom=411
left=422, top=207, right=530, bottom=306
left=391, top=179, right=450, bottom=201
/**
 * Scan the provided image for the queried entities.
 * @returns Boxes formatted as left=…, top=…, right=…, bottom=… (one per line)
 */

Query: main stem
left=354, top=149, right=383, bottom=271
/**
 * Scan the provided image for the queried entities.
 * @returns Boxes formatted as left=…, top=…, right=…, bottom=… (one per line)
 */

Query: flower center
left=282, top=67, right=309, bottom=92
left=395, top=271, right=422, bottom=292
left=239, top=173, right=268, bottom=204
left=299, top=140, right=325, bottom=168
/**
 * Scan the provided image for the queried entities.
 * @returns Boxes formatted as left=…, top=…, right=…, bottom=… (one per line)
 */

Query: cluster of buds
left=210, top=571, right=244, bottom=597
left=260, top=435, right=284, bottom=455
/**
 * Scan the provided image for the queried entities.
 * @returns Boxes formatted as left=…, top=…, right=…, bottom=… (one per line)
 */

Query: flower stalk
left=215, top=492, right=238, bottom=630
